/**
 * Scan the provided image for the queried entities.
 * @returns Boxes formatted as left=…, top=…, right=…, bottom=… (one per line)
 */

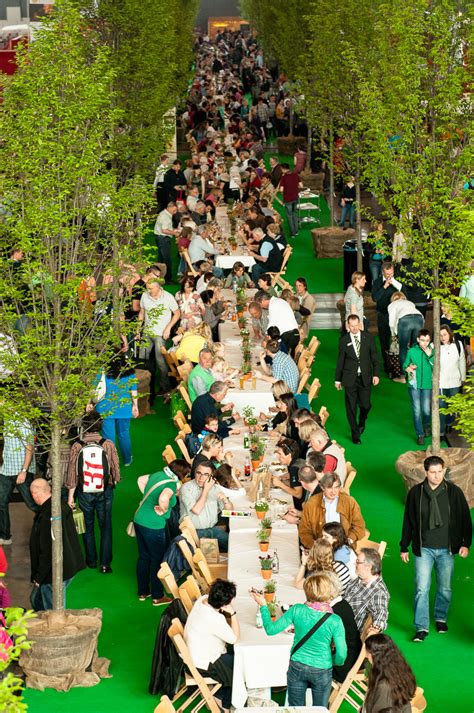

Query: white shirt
left=154, top=208, right=174, bottom=236
left=324, top=496, right=341, bottom=524
left=153, top=163, right=168, bottom=189
left=267, top=296, right=298, bottom=333
left=188, top=236, right=219, bottom=264
left=349, top=331, right=362, bottom=375
left=459, top=275, right=474, bottom=304
left=388, top=299, right=423, bottom=335
left=440, top=342, right=466, bottom=389
left=140, top=289, right=178, bottom=337
left=186, top=195, right=199, bottom=212
left=185, top=596, right=237, bottom=670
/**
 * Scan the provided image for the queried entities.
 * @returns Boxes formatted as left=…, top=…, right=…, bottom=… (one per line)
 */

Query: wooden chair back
left=307, top=335, right=321, bottom=356
left=318, top=405, right=330, bottom=427
left=269, top=246, right=292, bottom=286
left=297, top=349, right=314, bottom=374
left=356, top=538, right=387, bottom=559
left=154, top=694, right=175, bottom=713
left=306, top=377, right=321, bottom=404
left=342, top=466, right=357, bottom=495
left=178, top=575, right=202, bottom=614
left=328, top=642, right=368, bottom=712
left=157, top=562, right=180, bottom=600
left=293, top=342, right=305, bottom=362
left=179, top=517, right=200, bottom=548
left=177, top=538, right=209, bottom=592
left=160, top=346, right=180, bottom=380
left=178, top=383, right=193, bottom=412
left=411, top=687, right=427, bottom=712
left=192, top=549, right=215, bottom=589
left=177, top=360, right=193, bottom=384
left=296, top=367, right=311, bottom=394
left=173, top=410, right=189, bottom=431
left=175, top=434, right=193, bottom=464
left=167, top=618, right=221, bottom=713
left=180, top=248, right=198, bottom=277
left=162, top=444, right=178, bottom=465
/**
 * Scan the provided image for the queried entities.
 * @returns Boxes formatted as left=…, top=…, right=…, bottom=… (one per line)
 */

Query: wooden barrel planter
left=20, top=609, right=111, bottom=691
left=396, top=448, right=473, bottom=507
left=311, top=227, right=355, bottom=258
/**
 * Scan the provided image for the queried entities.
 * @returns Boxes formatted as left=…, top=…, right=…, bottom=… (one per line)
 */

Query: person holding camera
left=179, top=460, right=233, bottom=552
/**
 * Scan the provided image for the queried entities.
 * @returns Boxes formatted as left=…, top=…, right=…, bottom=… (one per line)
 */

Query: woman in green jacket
left=250, top=572, right=347, bottom=707
left=402, top=329, right=434, bottom=445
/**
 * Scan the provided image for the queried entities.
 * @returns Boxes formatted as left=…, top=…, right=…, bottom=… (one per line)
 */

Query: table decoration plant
left=259, top=553, right=274, bottom=580
left=264, top=580, right=276, bottom=603
left=255, top=500, right=269, bottom=521
left=266, top=601, right=278, bottom=621
left=257, top=528, right=270, bottom=552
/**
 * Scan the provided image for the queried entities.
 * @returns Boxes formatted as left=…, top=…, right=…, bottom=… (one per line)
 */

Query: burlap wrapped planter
left=395, top=448, right=473, bottom=507
left=300, top=171, right=325, bottom=194
left=277, top=135, right=299, bottom=156
left=20, top=608, right=111, bottom=691
left=136, top=367, right=152, bottom=418
left=311, top=227, right=355, bottom=258
left=336, top=295, right=378, bottom=336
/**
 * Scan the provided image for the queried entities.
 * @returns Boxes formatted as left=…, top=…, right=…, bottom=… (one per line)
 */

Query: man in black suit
left=335, top=315, right=380, bottom=444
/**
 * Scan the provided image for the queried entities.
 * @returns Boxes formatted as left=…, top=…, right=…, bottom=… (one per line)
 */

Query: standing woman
left=344, top=271, right=366, bottom=330
left=250, top=572, right=347, bottom=707
left=96, top=351, right=138, bottom=467
left=133, top=467, right=181, bottom=606
left=388, top=292, right=424, bottom=378
left=439, top=324, right=466, bottom=438
left=175, top=276, right=205, bottom=332
left=363, top=634, right=417, bottom=713
left=295, top=277, right=317, bottom=337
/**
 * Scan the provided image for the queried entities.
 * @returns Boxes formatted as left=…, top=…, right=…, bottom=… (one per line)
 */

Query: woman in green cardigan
left=250, top=572, right=347, bottom=707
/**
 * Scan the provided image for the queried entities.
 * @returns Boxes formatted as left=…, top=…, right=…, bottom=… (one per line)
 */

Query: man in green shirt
left=188, top=348, right=215, bottom=402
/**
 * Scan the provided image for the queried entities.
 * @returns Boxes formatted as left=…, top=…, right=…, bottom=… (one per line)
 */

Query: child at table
left=211, top=356, right=239, bottom=383
left=223, top=261, right=254, bottom=289
left=214, top=463, right=246, bottom=498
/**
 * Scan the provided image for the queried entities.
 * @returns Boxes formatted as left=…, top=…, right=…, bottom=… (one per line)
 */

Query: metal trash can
left=343, top=239, right=374, bottom=290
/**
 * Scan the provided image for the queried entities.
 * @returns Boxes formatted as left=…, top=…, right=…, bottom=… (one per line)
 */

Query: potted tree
left=255, top=501, right=269, bottom=521
left=259, top=554, right=274, bottom=580
left=264, top=580, right=276, bottom=603
left=257, top=528, right=270, bottom=553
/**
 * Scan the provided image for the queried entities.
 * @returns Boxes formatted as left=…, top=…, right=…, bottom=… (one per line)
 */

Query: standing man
left=154, top=202, right=180, bottom=284
left=371, top=261, right=402, bottom=373
left=138, top=272, right=180, bottom=396
left=278, top=162, right=302, bottom=238
left=30, top=479, right=85, bottom=611
left=255, top=290, right=300, bottom=355
left=0, top=418, right=38, bottom=545
left=400, top=455, right=471, bottom=643
left=335, top=314, right=380, bottom=444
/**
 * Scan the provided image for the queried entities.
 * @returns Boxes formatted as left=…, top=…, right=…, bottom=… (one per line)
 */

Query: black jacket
left=332, top=598, right=362, bottom=683
left=149, top=598, right=188, bottom=696
left=400, top=479, right=472, bottom=556
left=371, top=276, right=402, bottom=314
left=335, top=330, right=380, bottom=388
left=191, top=392, right=230, bottom=438
left=30, top=498, right=86, bottom=584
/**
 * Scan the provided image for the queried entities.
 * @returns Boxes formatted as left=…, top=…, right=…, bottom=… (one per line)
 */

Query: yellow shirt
left=175, top=333, right=207, bottom=363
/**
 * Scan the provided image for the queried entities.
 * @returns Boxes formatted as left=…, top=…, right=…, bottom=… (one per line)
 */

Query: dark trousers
left=155, top=234, right=172, bottom=282
left=281, top=329, right=300, bottom=358
left=344, top=376, right=372, bottom=438
left=0, top=472, right=38, bottom=540
left=134, top=522, right=168, bottom=599
left=155, top=185, right=166, bottom=212
left=77, top=486, right=114, bottom=568
left=199, top=652, right=234, bottom=709
left=398, top=314, right=424, bottom=371
left=377, top=312, right=391, bottom=370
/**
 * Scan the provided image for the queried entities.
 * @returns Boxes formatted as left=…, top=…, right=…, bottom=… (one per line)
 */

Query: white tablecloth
left=215, top=253, right=256, bottom=269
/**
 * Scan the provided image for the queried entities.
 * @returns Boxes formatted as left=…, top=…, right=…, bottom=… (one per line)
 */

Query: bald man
left=30, top=478, right=85, bottom=611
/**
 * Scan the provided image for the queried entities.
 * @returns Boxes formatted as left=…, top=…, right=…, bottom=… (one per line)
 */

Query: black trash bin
left=343, top=239, right=374, bottom=291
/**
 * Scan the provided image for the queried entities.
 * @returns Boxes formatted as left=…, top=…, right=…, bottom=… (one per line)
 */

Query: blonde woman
left=295, top=538, right=351, bottom=592
left=344, top=271, right=366, bottom=328
left=387, top=291, right=424, bottom=377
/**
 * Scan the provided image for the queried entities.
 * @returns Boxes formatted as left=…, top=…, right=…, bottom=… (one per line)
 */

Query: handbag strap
left=133, top=477, right=176, bottom=519
left=290, top=612, right=331, bottom=657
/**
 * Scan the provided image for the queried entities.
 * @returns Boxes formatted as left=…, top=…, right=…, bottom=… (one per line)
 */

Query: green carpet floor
left=24, top=173, right=473, bottom=713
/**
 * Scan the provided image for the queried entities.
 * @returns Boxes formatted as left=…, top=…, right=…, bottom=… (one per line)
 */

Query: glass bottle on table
left=255, top=607, right=263, bottom=628
left=244, top=456, right=251, bottom=477
left=272, top=550, right=279, bottom=574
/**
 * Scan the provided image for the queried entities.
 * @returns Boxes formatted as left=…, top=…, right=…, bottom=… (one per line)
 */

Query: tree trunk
left=431, top=294, right=441, bottom=453
left=112, top=240, right=121, bottom=340
left=289, top=100, right=294, bottom=136
left=50, top=420, right=64, bottom=610
left=355, top=158, right=363, bottom=271
left=329, top=124, right=335, bottom=227
left=306, top=123, right=312, bottom=171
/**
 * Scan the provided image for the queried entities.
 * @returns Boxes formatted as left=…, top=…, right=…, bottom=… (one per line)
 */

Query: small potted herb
left=257, top=528, right=270, bottom=552
left=264, top=579, right=276, bottom=603
left=255, top=501, right=269, bottom=521
left=266, top=601, right=278, bottom=621
left=261, top=517, right=272, bottom=535
left=259, top=554, right=274, bottom=580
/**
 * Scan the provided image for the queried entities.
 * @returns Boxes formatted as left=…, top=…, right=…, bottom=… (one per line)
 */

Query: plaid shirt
left=1, top=420, right=35, bottom=477
left=345, top=576, right=390, bottom=632
left=271, top=351, right=299, bottom=393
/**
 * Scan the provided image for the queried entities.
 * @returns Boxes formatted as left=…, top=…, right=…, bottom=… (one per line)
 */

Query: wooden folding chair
left=154, top=694, right=175, bottom=713
left=356, top=537, right=387, bottom=559
left=268, top=246, right=293, bottom=286
left=167, top=618, right=221, bottom=713
left=296, top=367, right=311, bottom=394
left=342, top=464, right=357, bottom=494
left=178, top=575, right=202, bottom=614
left=162, top=444, right=178, bottom=465
left=193, top=549, right=228, bottom=586
left=297, top=350, right=314, bottom=375
left=177, top=538, right=209, bottom=592
left=293, top=342, right=305, bottom=362
left=160, top=346, right=180, bottom=380
left=411, top=687, right=427, bottom=712
left=329, top=616, right=372, bottom=712
left=180, top=248, right=198, bottom=277
left=173, top=410, right=190, bottom=433
left=306, top=377, right=321, bottom=404
left=307, top=335, right=321, bottom=356
left=158, top=562, right=180, bottom=600
left=318, top=405, right=330, bottom=427
left=178, top=383, right=193, bottom=412
left=175, top=434, right=193, bottom=464
left=177, top=360, right=194, bottom=384
left=274, top=275, right=293, bottom=292
left=179, top=517, right=200, bottom=548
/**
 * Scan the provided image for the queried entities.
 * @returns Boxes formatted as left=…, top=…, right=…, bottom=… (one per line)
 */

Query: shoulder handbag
left=290, top=612, right=331, bottom=657
left=126, top=476, right=177, bottom=537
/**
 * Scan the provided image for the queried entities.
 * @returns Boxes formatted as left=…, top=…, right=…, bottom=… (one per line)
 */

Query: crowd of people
left=0, top=24, right=471, bottom=713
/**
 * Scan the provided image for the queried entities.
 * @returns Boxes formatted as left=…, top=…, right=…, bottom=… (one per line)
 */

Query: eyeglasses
left=356, top=559, right=368, bottom=565
left=195, top=471, right=212, bottom=478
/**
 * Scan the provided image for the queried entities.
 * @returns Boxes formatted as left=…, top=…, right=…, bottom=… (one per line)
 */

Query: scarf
left=305, top=601, right=333, bottom=613
left=423, top=480, right=445, bottom=530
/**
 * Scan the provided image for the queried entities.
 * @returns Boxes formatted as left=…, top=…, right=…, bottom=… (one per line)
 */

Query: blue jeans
left=77, top=486, right=114, bottom=568
left=251, top=263, right=267, bottom=283
left=102, top=418, right=132, bottom=465
left=408, top=387, right=431, bottom=438
left=339, top=202, right=355, bottom=228
left=439, top=387, right=460, bottom=435
left=134, top=522, right=168, bottom=599
left=196, top=526, right=229, bottom=553
left=414, top=548, right=454, bottom=631
left=287, top=660, right=333, bottom=707
left=0, top=472, right=38, bottom=540
left=369, top=259, right=382, bottom=283
left=285, top=200, right=299, bottom=236
left=398, top=314, right=424, bottom=371
left=31, top=577, right=73, bottom=611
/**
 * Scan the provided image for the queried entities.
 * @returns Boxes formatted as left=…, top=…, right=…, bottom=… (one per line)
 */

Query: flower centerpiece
left=257, top=528, right=270, bottom=552
left=259, top=553, right=274, bottom=580
left=242, top=405, right=258, bottom=432
left=264, top=579, right=276, bottom=603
